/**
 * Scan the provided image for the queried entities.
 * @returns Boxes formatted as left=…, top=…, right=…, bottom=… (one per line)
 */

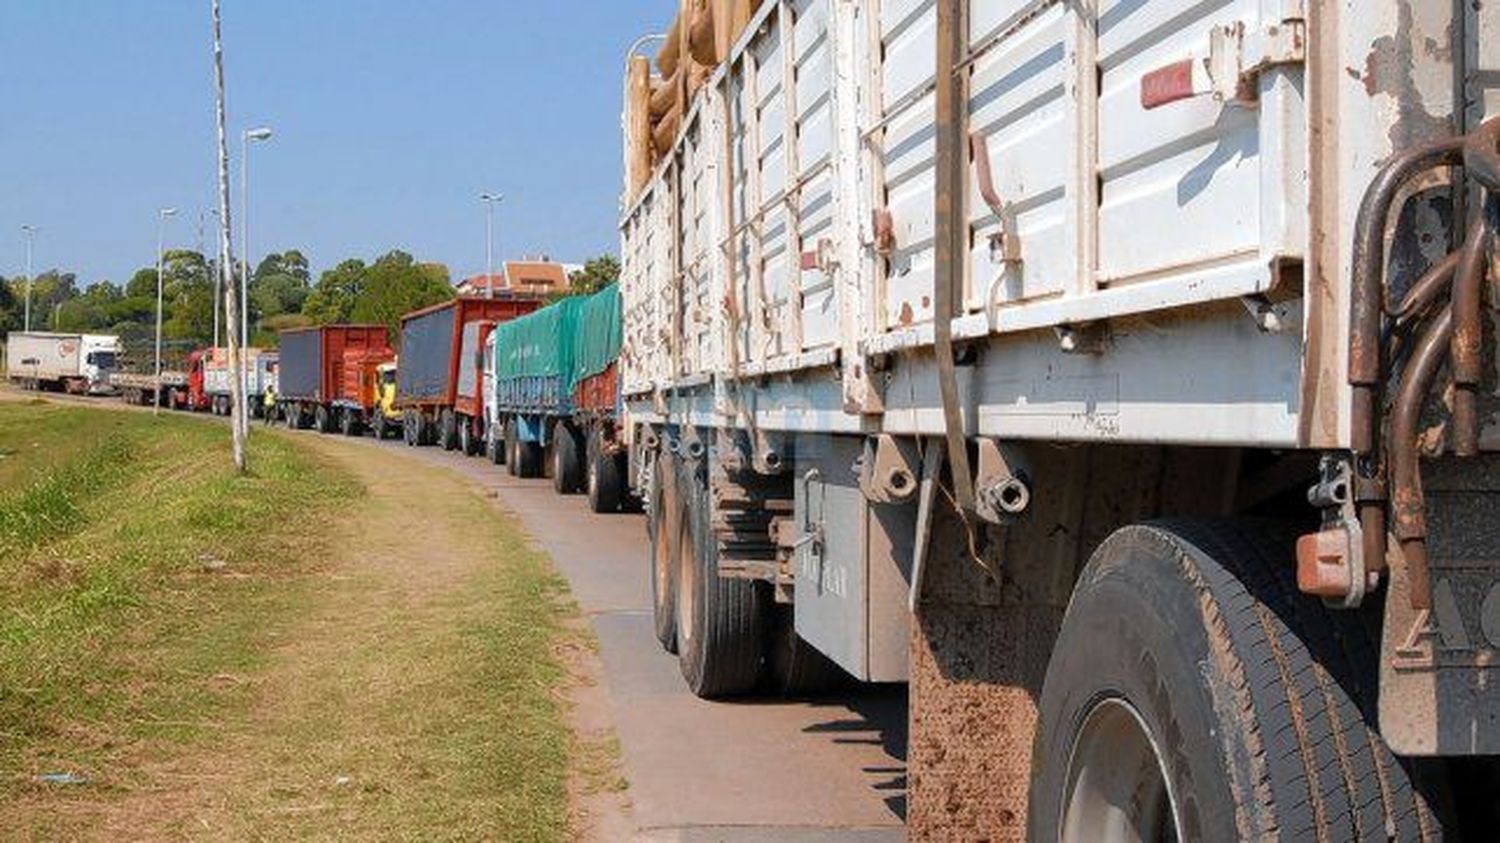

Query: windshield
left=380, top=369, right=396, bottom=387
left=86, top=351, right=118, bottom=369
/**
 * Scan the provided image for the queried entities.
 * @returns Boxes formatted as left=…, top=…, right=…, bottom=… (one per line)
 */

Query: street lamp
left=480, top=192, right=503, bottom=299
left=20, top=224, right=37, bottom=332
left=240, top=125, right=273, bottom=436
left=154, top=208, right=179, bottom=416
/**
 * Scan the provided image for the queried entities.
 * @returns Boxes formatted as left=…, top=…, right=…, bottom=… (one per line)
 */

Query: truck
left=484, top=284, right=632, bottom=511
left=275, top=325, right=393, bottom=435
left=202, top=347, right=278, bottom=417
left=4, top=332, right=119, bottom=394
left=620, top=0, right=1500, bottom=838
left=396, top=295, right=541, bottom=449
left=109, top=342, right=193, bottom=408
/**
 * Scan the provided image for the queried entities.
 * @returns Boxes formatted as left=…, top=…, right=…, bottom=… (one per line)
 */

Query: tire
left=586, top=428, right=625, bottom=513
left=414, top=412, right=433, bottom=447
left=674, top=451, right=768, bottom=698
left=457, top=415, right=472, bottom=456
left=403, top=411, right=417, bottom=447
left=486, top=425, right=503, bottom=465
left=1028, top=519, right=1452, bottom=843
left=552, top=423, right=584, bottom=494
left=438, top=408, right=458, bottom=451
left=765, top=606, right=848, bottom=697
left=373, top=413, right=390, bottom=441
left=504, top=420, right=520, bottom=477
left=339, top=408, right=359, bottom=437
left=648, top=451, right=678, bottom=653
left=313, top=405, right=330, bottom=434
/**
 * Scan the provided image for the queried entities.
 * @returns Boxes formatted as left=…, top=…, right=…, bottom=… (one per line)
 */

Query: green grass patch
left=0, top=403, right=358, bottom=796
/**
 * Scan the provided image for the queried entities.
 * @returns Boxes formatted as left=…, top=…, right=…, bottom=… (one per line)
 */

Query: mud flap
left=1380, top=457, right=1500, bottom=755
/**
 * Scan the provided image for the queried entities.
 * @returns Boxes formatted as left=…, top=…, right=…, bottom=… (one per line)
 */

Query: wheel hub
left=1061, top=697, right=1181, bottom=843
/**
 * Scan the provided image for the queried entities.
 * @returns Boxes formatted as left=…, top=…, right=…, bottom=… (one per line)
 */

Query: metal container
left=397, top=296, right=540, bottom=409
left=277, top=325, right=390, bottom=403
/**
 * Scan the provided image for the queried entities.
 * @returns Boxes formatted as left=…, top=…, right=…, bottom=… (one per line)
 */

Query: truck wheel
left=552, top=423, right=584, bottom=494
left=504, top=420, right=520, bottom=476
left=403, top=411, right=417, bottom=447
left=518, top=440, right=543, bottom=479
left=486, top=426, right=503, bottom=465
left=765, top=606, right=848, bottom=697
left=675, top=453, right=768, bottom=698
left=1029, top=519, right=1451, bottom=842
left=314, top=405, right=333, bottom=434
left=373, top=413, right=388, bottom=440
left=339, top=408, right=359, bottom=437
left=648, top=451, right=678, bottom=653
left=457, top=416, right=474, bottom=456
left=438, top=409, right=458, bottom=451
left=414, top=412, right=434, bottom=446
left=586, top=428, right=624, bottom=513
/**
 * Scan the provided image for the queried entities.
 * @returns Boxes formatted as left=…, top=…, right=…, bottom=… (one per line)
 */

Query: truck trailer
left=484, top=284, right=632, bottom=511
left=5, top=332, right=119, bottom=394
left=202, top=347, right=278, bottom=417
left=621, top=0, right=1500, bottom=838
left=276, top=325, right=393, bottom=434
left=396, top=295, right=540, bottom=449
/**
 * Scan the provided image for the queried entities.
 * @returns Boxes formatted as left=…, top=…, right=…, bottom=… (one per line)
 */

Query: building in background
left=457, top=260, right=568, bottom=297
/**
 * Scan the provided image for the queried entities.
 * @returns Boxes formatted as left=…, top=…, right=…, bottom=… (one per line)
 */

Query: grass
left=0, top=402, right=356, bottom=793
left=0, top=401, right=588, bottom=841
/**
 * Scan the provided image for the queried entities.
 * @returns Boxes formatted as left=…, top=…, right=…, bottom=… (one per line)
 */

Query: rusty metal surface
left=1380, top=455, right=1500, bottom=756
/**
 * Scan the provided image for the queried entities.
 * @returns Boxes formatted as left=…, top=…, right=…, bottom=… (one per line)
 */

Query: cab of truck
left=376, top=361, right=398, bottom=420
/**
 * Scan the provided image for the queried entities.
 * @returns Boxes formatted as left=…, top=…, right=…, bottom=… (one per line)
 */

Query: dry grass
left=0, top=404, right=582, bottom=842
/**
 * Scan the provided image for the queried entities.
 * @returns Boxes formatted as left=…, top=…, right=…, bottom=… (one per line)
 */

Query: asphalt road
left=362, top=435, right=909, bottom=842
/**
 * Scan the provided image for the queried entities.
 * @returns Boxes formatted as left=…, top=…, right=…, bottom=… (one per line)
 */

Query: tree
left=303, top=258, right=368, bottom=325
left=567, top=254, right=620, bottom=297
left=349, top=250, right=453, bottom=337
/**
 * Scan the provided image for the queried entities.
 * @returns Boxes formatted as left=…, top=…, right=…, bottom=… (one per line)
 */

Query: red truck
left=396, top=295, right=540, bottom=449
left=275, top=325, right=393, bottom=434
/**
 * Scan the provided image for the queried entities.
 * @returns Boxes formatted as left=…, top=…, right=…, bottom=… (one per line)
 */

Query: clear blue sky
left=0, top=1, right=676, bottom=287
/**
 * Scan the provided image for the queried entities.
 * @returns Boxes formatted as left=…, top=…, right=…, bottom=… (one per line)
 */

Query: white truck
left=203, top=347, right=278, bottom=417
left=621, top=0, right=1500, bottom=838
left=4, top=331, right=120, bottom=395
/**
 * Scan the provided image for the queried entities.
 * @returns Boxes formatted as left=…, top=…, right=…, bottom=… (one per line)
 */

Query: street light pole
left=480, top=192, right=503, bottom=299
left=154, top=208, right=179, bottom=416
left=20, top=225, right=37, bottom=332
left=203, top=208, right=221, bottom=347
left=240, top=126, right=272, bottom=437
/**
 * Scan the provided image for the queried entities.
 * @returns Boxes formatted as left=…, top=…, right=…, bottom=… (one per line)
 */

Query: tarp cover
left=572, top=284, right=621, bottom=384
left=399, top=304, right=457, bottom=402
left=277, top=330, right=324, bottom=400
left=492, top=296, right=583, bottom=383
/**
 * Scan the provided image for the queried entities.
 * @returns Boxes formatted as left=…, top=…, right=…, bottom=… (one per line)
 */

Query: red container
left=397, top=295, right=541, bottom=410
left=339, top=346, right=397, bottom=411
left=574, top=362, right=619, bottom=415
left=278, top=325, right=391, bottom=403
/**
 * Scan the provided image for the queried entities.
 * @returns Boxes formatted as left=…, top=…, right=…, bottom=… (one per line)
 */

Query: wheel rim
left=1061, top=697, right=1181, bottom=843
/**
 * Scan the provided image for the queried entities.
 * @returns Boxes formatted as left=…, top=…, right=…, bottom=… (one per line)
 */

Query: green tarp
left=572, top=284, right=621, bottom=384
left=491, top=283, right=621, bottom=390
left=492, top=295, right=583, bottom=382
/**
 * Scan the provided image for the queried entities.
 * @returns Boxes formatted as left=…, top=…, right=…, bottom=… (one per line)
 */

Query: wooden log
left=649, top=69, right=679, bottom=119
left=713, top=0, right=736, bottom=61
left=627, top=55, right=653, bottom=200
left=657, top=14, right=682, bottom=77
left=653, top=103, right=683, bottom=157
left=688, top=0, right=718, bottom=66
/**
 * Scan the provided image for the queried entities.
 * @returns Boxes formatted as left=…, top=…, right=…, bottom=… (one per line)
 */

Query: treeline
left=0, top=251, right=622, bottom=354
left=0, top=249, right=454, bottom=349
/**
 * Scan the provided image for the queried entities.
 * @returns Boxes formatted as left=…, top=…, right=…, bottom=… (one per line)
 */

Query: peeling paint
left=1362, top=1, right=1456, bottom=149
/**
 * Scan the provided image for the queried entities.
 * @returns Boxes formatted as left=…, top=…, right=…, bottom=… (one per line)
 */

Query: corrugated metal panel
left=879, top=0, right=937, bottom=329
left=398, top=305, right=457, bottom=403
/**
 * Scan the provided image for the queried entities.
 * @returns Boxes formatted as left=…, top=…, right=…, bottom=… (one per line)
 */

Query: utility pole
left=20, top=224, right=37, bottom=332
left=212, top=0, right=246, bottom=472
left=480, top=192, right=503, bottom=298
left=155, top=207, right=178, bottom=416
